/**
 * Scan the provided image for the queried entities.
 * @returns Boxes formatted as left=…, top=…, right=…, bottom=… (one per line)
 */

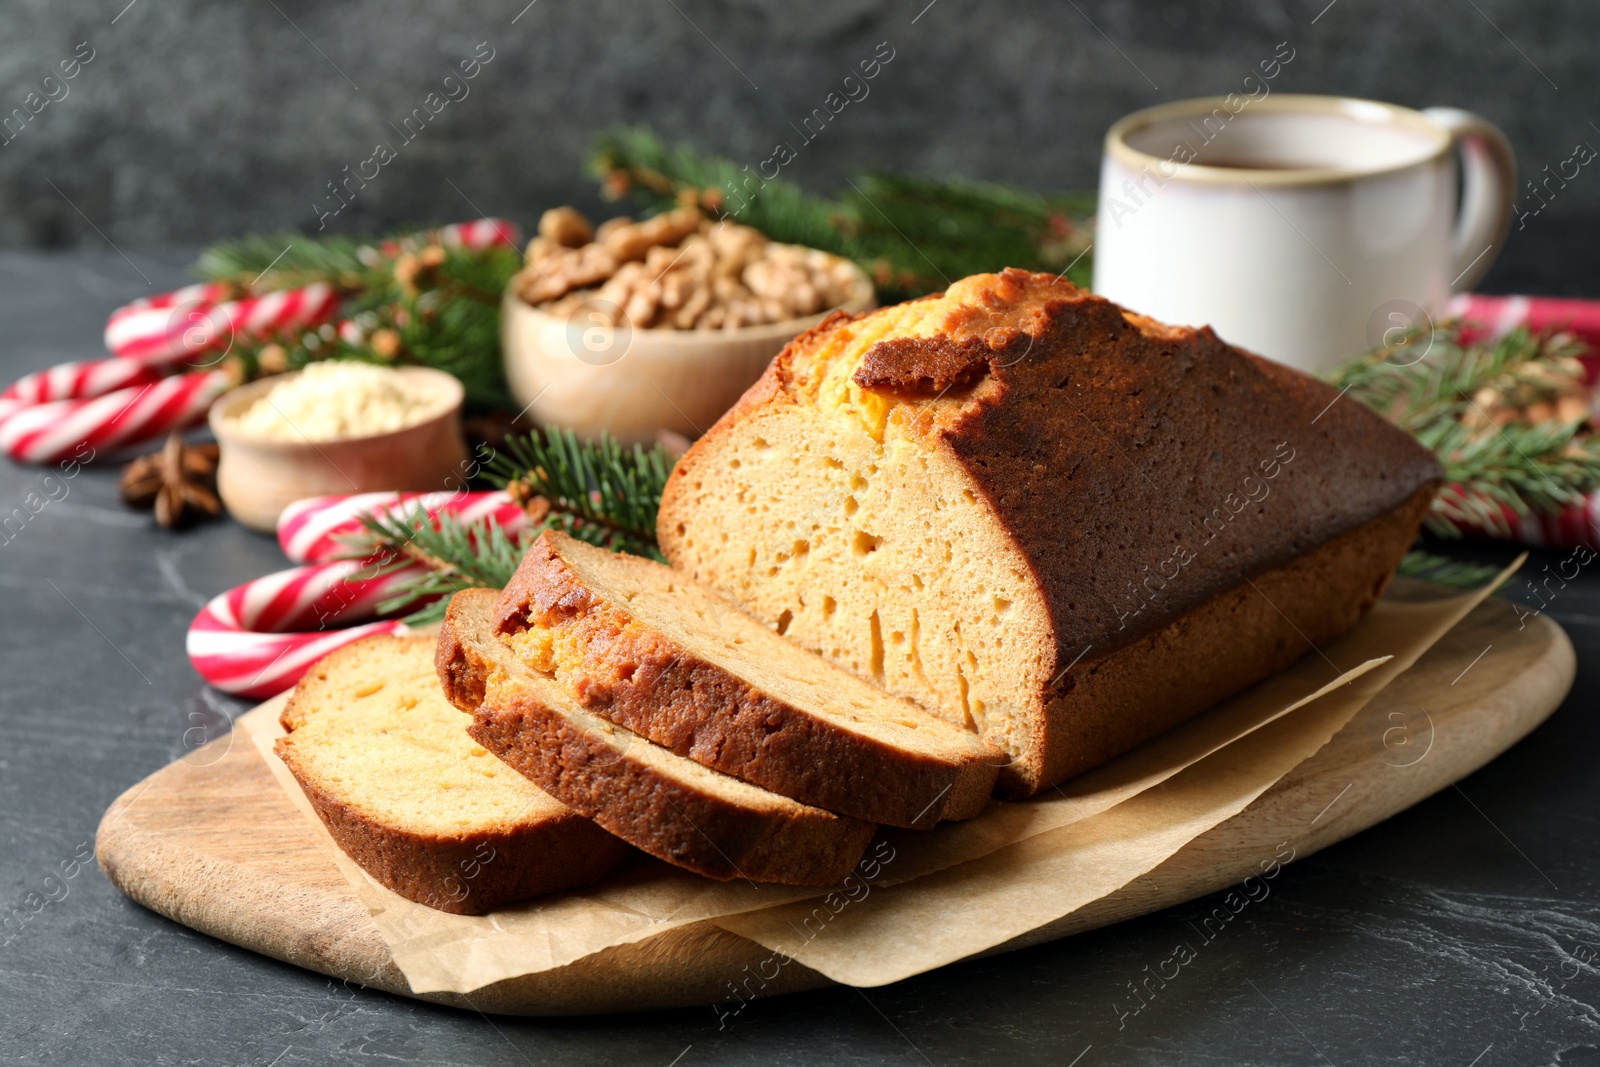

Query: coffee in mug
left=1092, top=94, right=1515, bottom=374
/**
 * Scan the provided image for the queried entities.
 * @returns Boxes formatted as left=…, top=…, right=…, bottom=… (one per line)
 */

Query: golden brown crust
left=852, top=335, right=996, bottom=395
left=680, top=270, right=1444, bottom=672
left=438, top=589, right=521, bottom=714
left=277, top=752, right=628, bottom=914
left=467, top=699, right=876, bottom=886
left=863, top=270, right=1442, bottom=671
left=436, top=601, right=491, bottom=711
left=439, top=590, right=877, bottom=885
left=492, top=533, right=998, bottom=828
left=1007, top=483, right=1434, bottom=794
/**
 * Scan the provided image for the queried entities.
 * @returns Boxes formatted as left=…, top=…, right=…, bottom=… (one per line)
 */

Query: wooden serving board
left=96, top=593, right=1573, bottom=1016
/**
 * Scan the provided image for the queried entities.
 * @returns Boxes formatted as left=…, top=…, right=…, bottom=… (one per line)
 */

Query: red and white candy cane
left=104, top=282, right=341, bottom=363
left=103, top=219, right=518, bottom=362
left=0, top=368, right=231, bottom=464
left=377, top=217, right=521, bottom=257
left=276, top=489, right=528, bottom=564
left=0, top=282, right=331, bottom=464
left=104, top=281, right=228, bottom=327
left=0, top=218, right=522, bottom=467
left=1500, top=496, right=1600, bottom=548
left=440, top=217, right=520, bottom=248
left=103, top=281, right=230, bottom=360
left=1, top=352, right=167, bottom=406
left=190, top=487, right=534, bottom=698
left=187, top=557, right=427, bottom=699
left=1444, top=485, right=1600, bottom=550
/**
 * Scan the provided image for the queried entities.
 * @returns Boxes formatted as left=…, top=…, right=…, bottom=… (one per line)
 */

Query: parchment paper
left=242, top=561, right=1516, bottom=995
left=717, top=566, right=1517, bottom=985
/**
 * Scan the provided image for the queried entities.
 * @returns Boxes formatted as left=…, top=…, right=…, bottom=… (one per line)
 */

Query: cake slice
left=490, top=530, right=1001, bottom=829
left=275, top=634, right=630, bottom=914
left=437, top=589, right=876, bottom=885
left=658, top=269, right=1445, bottom=796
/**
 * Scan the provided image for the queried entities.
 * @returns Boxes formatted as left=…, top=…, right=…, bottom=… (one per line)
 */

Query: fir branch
left=591, top=128, right=1095, bottom=299
left=340, top=429, right=677, bottom=624
left=1396, top=549, right=1507, bottom=591
left=394, top=259, right=520, bottom=407
left=1327, top=326, right=1586, bottom=430
left=348, top=505, right=533, bottom=626
left=1419, top=417, right=1600, bottom=533
left=1331, top=324, right=1600, bottom=538
left=193, top=233, right=379, bottom=293
left=191, top=232, right=521, bottom=407
left=844, top=172, right=1096, bottom=291
left=485, top=426, right=675, bottom=560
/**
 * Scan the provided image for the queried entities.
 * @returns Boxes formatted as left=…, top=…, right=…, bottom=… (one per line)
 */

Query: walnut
left=515, top=243, right=621, bottom=305
left=599, top=207, right=704, bottom=263
left=538, top=206, right=594, bottom=248
left=515, top=206, right=864, bottom=331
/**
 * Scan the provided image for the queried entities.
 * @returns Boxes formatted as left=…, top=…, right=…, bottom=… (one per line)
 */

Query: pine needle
left=193, top=232, right=376, bottom=293
left=1396, top=549, right=1508, bottom=591
left=337, top=428, right=677, bottom=624
left=345, top=505, right=533, bottom=626
left=591, top=127, right=1095, bottom=300
left=1330, top=325, right=1600, bottom=538
left=485, top=426, right=675, bottom=561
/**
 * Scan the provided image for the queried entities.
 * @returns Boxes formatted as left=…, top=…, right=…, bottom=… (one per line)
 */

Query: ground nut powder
left=229, top=362, right=442, bottom=441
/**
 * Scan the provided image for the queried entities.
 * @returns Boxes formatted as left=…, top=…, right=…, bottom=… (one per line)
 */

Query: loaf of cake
left=275, top=635, right=631, bottom=913
left=491, top=530, right=1002, bottom=828
left=658, top=269, right=1444, bottom=796
left=437, top=589, right=877, bottom=885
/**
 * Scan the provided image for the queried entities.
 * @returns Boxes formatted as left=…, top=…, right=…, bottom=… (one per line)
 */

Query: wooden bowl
left=209, top=366, right=470, bottom=533
left=502, top=266, right=875, bottom=445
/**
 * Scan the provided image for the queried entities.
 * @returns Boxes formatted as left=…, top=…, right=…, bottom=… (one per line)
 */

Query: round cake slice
left=275, top=634, right=630, bottom=915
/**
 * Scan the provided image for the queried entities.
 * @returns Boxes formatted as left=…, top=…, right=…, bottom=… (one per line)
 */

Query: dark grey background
left=5, top=3, right=1600, bottom=1065
left=0, top=0, right=1593, bottom=248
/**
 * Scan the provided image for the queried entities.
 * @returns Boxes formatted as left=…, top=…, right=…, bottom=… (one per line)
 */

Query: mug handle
left=1422, top=107, right=1517, bottom=292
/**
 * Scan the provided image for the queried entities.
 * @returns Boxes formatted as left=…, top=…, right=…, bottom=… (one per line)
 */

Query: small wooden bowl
left=502, top=265, right=875, bottom=445
left=209, top=366, right=470, bottom=533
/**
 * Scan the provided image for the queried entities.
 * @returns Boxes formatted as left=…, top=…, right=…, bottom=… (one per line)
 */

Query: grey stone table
left=1, top=224, right=1598, bottom=1066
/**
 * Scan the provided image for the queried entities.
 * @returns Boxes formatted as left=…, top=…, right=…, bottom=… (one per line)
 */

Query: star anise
left=120, top=432, right=223, bottom=529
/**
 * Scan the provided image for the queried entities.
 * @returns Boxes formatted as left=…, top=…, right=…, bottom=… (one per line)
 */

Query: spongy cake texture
left=658, top=269, right=1443, bottom=795
left=276, top=634, right=629, bottom=914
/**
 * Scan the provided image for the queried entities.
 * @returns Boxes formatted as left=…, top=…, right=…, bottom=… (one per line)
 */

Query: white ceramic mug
left=1091, top=94, right=1515, bottom=374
